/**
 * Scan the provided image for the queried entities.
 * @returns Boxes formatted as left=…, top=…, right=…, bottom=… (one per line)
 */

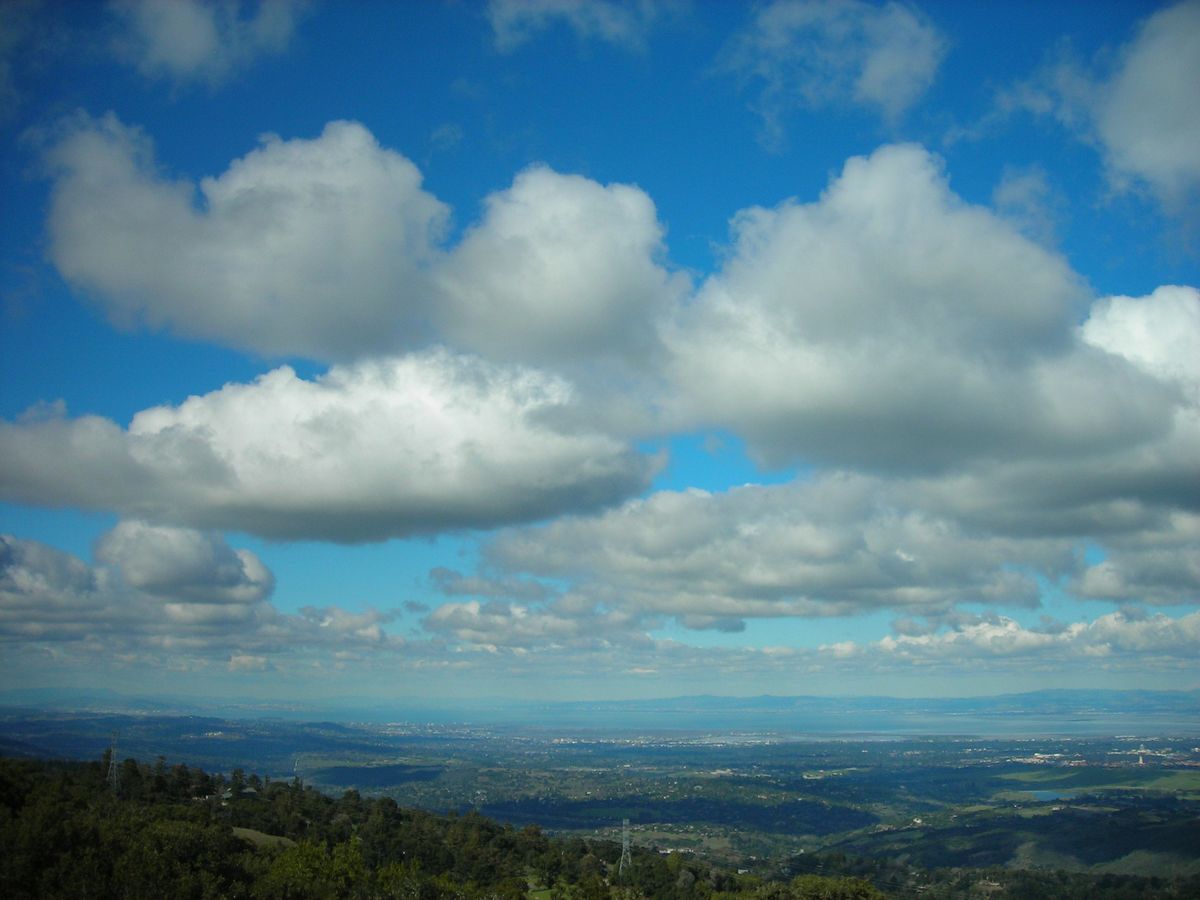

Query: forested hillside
left=3, top=754, right=1197, bottom=899
left=0, top=755, right=879, bottom=899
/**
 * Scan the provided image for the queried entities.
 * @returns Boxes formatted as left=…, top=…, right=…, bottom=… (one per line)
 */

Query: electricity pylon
left=618, top=818, right=632, bottom=879
left=106, top=731, right=120, bottom=794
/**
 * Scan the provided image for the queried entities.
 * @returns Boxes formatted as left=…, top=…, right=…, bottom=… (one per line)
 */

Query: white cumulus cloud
left=1070, top=511, right=1200, bottom=606
left=0, top=350, right=655, bottom=542
left=95, top=519, right=274, bottom=605
left=1081, top=284, right=1200, bottom=395
left=43, top=114, right=448, bottom=360
left=436, top=165, right=687, bottom=366
left=664, top=144, right=1174, bottom=471
left=40, top=115, right=687, bottom=372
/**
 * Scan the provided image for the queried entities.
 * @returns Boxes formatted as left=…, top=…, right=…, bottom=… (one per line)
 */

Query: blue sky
left=1, top=0, right=1198, bottom=705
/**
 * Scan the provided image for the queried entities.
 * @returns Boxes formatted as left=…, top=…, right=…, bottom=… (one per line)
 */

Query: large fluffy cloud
left=41, top=115, right=682, bottom=368
left=454, top=346, right=1198, bottom=627
left=723, top=0, right=946, bottom=146
left=43, top=115, right=448, bottom=360
left=664, top=144, right=1178, bottom=471
left=109, top=0, right=306, bottom=86
left=436, top=165, right=686, bottom=365
left=0, top=350, right=655, bottom=541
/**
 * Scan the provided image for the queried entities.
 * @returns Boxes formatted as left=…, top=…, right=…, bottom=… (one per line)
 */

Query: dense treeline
left=0, top=755, right=881, bottom=899
left=786, top=849, right=1200, bottom=899
left=6, top=754, right=1193, bottom=899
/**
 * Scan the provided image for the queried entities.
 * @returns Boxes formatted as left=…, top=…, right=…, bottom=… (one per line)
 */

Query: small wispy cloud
left=109, top=0, right=307, bottom=87
left=487, top=0, right=675, bottom=52
left=721, top=0, right=946, bottom=149
left=960, top=1, right=1200, bottom=222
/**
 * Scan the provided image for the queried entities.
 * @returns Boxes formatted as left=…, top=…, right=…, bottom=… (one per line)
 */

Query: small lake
left=1026, top=789, right=1077, bottom=801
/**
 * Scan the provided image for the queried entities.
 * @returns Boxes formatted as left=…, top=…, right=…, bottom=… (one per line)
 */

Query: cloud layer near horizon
left=4, top=528, right=1196, bottom=686
left=0, top=526, right=399, bottom=673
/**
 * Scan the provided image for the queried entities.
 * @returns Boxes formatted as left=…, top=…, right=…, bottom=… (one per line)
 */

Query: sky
left=0, top=0, right=1198, bottom=706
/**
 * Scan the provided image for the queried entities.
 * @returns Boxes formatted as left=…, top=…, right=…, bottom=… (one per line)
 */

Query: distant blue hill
left=510, top=690, right=1200, bottom=735
left=1, top=686, right=1196, bottom=736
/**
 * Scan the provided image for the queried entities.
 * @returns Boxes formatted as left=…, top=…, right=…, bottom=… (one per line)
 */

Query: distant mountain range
left=518, top=690, right=1200, bottom=735
left=2, top=686, right=1196, bottom=736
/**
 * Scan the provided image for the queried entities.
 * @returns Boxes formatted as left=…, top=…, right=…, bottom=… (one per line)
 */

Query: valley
left=2, top=702, right=1197, bottom=887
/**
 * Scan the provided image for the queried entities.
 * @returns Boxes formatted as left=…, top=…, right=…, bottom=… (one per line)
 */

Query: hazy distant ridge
left=1, top=687, right=1196, bottom=735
